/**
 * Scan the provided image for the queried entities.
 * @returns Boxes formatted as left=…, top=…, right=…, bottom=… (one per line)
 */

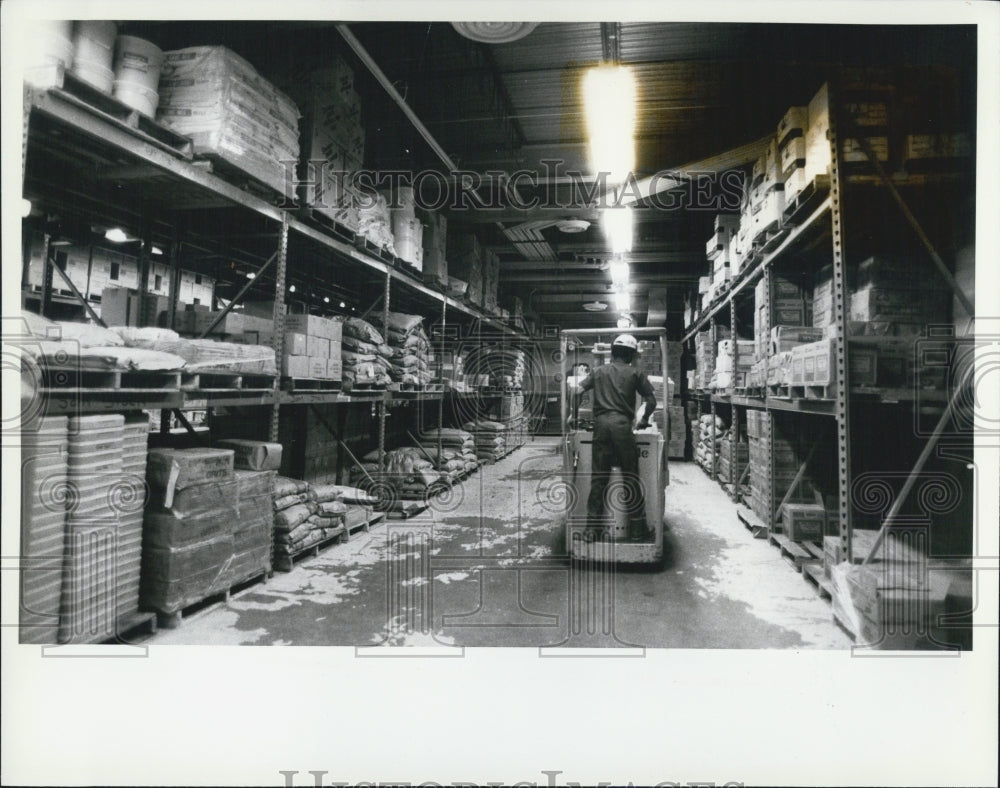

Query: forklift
left=560, top=327, right=670, bottom=564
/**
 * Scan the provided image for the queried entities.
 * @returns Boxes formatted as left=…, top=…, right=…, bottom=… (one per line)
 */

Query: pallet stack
left=463, top=419, right=508, bottom=463
left=157, top=46, right=300, bottom=195
left=142, top=448, right=239, bottom=620
left=272, top=476, right=342, bottom=569
left=19, top=416, right=70, bottom=644
left=372, top=312, right=433, bottom=387
left=233, top=470, right=276, bottom=580
left=341, top=317, right=391, bottom=390
left=60, top=415, right=126, bottom=644
left=746, top=409, right=772, bottom=523
left=117, top=413, right=151, bottom=620
left=694, top=413, right=726, bottom=473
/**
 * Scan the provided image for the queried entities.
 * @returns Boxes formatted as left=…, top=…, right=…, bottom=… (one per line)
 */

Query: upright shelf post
left=763, top=265, right=776, bottom=527
left=268, top=214, right=289, bottom=443
left=377, top=267, right=391, bottom=475
left=729, top=297, right=738, bottom=499
left=709, top=317, right=718, bottom=481
left=827, top=77, right=855, bottom=561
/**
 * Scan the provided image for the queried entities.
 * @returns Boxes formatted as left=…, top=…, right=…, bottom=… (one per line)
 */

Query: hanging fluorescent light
left=582, top=65, right=636, bottom=186
left=602, top=206, right=633, bottom=255
left=151, top=246, right=164, bottom=256
left=104, top=228, right=131, bottom=243
left=613, top=290, right=631, bottom=312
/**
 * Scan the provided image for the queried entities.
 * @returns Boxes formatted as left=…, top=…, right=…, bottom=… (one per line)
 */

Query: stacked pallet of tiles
left=60, top=415, right=125, bottom=644
left=746, top=410, right=772, bottom=523
left=117, top=414, right=151, bottom=621
left=142, top=448, right=239, bottom=623
left=19, top=416, right=69, bottom=644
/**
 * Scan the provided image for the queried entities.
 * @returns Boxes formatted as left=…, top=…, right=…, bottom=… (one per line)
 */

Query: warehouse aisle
left=143, top=439, right=849, bottom=648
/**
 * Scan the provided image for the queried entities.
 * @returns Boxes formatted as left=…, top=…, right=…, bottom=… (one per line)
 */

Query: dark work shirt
left=580, top=362, right=655, bottom=420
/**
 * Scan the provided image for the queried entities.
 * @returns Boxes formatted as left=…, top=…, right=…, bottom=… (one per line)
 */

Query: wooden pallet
left=736, top=504, right=769, bottom=538
left=151, top=568, right=271, bottom=629
left=39, top=366, right=181, bottom=391
left=281, top=377, right=343, bottom=392
left=386, top=500, right=429, bottom=520
left=768, top=532, right=819, bottom=572
left=788, top=382, right=835, bottom=400
left=193, top=152, right=289, bottom=205
left=273, top=528, right=347, bottom=572
left=344, top=510, right=385, bottom=539
left=755, top=225, right=791, bottom=255
left=802, top=562, right=834, bottom=601
left=782, top=174, right=831, bottom=227
left=388, top=382, right=445, bottom=393
left=295, top=205, right=357, bottom=245
left=353, top=233, right=395, bottom=263
left=800, top=540, right=826, bottom=563
left=181, top=371, right=276, bottom=392
left=766, top=383, right=793, bottom=399
left=342, top=381, right=386, bottom=395
left=35, top=66, right=194, bottom=159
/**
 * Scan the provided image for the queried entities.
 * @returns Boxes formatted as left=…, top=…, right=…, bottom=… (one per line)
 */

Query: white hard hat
left=613, top=334, right=638, bottom=350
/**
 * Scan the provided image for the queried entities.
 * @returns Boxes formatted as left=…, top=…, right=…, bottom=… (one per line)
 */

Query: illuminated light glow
left=339, top=301, right=346, bottom=308
left=151, top=246, right=163, bottom=256
left=324, top=296, right=330, bottom=303
left=602, top=205, right=633, bottom=255
left=21, top=199, right=32, bottom=218
left=617, top=315, right=633, bottom=329
left=245, top=272, right=255, bottom=279
left=613, top=289, right=631, bottom=312
left=104, top=228, right=130, bottom=243
left=289, top=285, right=296, bottom=293
left=609, top=258, right=630, bottom=287
left=582, top=65, right=636, bottom=186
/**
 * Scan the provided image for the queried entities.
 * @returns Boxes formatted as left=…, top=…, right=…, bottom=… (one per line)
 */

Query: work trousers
left=587, top=413, right=646, bottom=528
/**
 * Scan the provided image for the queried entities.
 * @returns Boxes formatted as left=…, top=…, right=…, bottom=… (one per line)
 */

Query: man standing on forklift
left=570, top=334, right=658, bottom=542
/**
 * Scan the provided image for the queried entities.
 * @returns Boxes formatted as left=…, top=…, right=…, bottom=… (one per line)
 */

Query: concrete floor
left=144, top=438, right=850, bottom=648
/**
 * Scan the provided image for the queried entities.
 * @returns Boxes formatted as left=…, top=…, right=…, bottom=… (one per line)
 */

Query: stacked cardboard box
left=447, top=232, right=484, bottom=306
left=746, top=409, right=772, bottom=523
left=420, top=208, right=448, bottom=288
left=694, top=330, right=715, bottom=390
left=357, top=192, right=395, bottom=253
left=665, top=403, right=686, bottom=458
left=157, top=47, right=300, bottom=195
left=285, top=58, right=364, bottom=229
left=849, top=256, right=950, bottom=337
left=717, top=437, right=749, bottom=484
left=482, top=249, right=500, bottom=314
left=142, top=448, right=239, bottom=615
left=232, top=470, right=275, bottom=580
left=282, top=313, right=343, bottom=381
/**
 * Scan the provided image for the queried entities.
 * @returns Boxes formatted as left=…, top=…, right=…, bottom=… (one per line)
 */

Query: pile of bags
left=694, top=414, right=728, bottom=473
left=420, top=428, right=478, bottom=472
left=371, top=312, right=433, bottom=386
left=353, top=447, right=444, bottom=500
left=463, top=418, right=507, bottom=462
left=272, top=477, right=347, bottom=563
left=341, top=317, right=391, bottom=390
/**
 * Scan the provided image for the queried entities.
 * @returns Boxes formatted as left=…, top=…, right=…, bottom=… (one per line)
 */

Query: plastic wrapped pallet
left=157, top=46, right=300, bottom=194
left=19, top=416, right=69, bottom=644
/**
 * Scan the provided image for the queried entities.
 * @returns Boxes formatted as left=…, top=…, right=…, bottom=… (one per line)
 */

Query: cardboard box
left=309, top=357, right=327, bottom=379
left=326, top=356, right=342, bottom=381
left=773, top=307, right=806, bottom=326
left=100, top=287, right=142, bottom=326
left=215, top=440, right=283, bottom=471
left=850, top=347, right=878, bottom=386
left=780, top=136, right=806, bottom=174
left=776, top=105, right=808, bottom=146
left=841, top=136, right=890, bottom=164
left=281, top=355, right=313, bottom=378
left=902, top=133, right=972, bottom=163
left=284, top=314, right=336, bottom=340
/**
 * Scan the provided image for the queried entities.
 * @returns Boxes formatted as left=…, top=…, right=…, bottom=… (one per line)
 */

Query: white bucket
left=26, top=20, right=74, bottom=70
left=113, top=35, right=163, bottom=93
left=73, top=20, right=117, bottom=68
left=113, top=80, right=158, bottom=117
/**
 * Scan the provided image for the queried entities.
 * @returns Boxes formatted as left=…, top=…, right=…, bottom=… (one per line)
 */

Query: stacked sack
left=420, top=428, right=478, bottom=473
left=157, top=47, right=300, bottom=194
left=341, top=317, right=391, bottom=391
left=142, top=448, right=238, bottom=616
left=320, top=484, right=380, bottom=533
left=694, top=414, right=728, bottom=473
left=371, top=311, right=433, bottom=386
left=354, top=447, right=443, bottom=500
left=271, top=477, right=347, bottom=567
left=463, top=418, right=507, bottom=463
left=232, top=470, right=275, bottom=580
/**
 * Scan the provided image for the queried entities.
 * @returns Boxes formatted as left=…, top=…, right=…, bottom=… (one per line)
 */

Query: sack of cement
left=273, top=476, right=309, bottom=498
left=147, top=448, right=235, bottom=508
left=215, top=439, right=283, bottom=471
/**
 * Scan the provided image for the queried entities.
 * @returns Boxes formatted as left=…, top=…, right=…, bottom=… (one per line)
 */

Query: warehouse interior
left=12, top=18, right=981, bottom=654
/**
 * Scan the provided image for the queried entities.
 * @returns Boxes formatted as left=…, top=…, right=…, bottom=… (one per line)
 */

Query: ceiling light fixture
left=556, top=218, right=590, bottom=233
left=104, top=228, right=131, bottom=243
left=582, top=300, right=609, bottom=312
left=451, top=21, right=539, bottom=44
left=582, top=65, right=636, bottom=187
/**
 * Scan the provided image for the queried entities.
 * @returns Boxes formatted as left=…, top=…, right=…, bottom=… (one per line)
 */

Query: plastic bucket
left=113, top=81, right=159, bottom=117
left=26, top=20, right=74, bottom=69
left=72, top=61, right=114, bottom=93
left=73, top=20, right=116, bottom=67
left=113, top=35, right=163, bottom=92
